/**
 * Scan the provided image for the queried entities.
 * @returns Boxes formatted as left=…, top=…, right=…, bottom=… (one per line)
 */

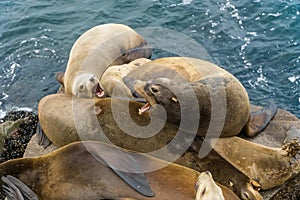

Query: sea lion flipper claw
left=36, top=121, right=51, bottom=148
left=246, top=103, right=278, bottom=137
left=2, top=175, right=39, bottom=200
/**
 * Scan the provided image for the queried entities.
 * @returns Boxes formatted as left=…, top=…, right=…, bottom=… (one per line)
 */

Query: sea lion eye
left=89, top=77, right=94, bottom=83
left=79, top=85, right=85, bottom=90
left=250, top=180, right=261, bottom=191
left=150, top=86, right=159, bottom=93
left=201, top=188, right=206, bottom=196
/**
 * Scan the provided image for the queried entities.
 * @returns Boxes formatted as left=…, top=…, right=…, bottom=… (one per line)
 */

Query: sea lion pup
left=195, top=171, right=240, bottom=200
left=1, top=141, right=205, bottom=200
left=100, top=58, right=151, bottom=98
left=57, top=23, right=152, bottom=98
left=124, top=57, right=277, bottom=137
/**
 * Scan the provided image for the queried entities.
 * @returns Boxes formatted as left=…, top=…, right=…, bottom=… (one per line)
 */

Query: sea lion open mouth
left=95, top=83, right=105, bottom=98
left=139, top=102, right=151, bottom=115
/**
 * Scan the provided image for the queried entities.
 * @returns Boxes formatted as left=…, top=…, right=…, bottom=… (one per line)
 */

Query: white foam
left=0, top=110, right=6, bottom=119
left=182, top=0, right=193, bottom=5
left=0, top=107, right=33, bottom=119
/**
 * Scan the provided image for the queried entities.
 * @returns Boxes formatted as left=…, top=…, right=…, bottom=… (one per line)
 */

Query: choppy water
left=0, top=0, right=299, bottom=118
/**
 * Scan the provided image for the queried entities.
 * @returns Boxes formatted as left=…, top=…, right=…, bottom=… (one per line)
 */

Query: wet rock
left=0, top=110, right=38, bottom=163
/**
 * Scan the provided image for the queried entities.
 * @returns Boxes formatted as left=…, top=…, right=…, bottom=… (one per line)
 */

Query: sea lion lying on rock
left=56, top=23, right=152, bottom=98
left=124, top=57, right=277, bottom=137
left=37, top=93, right=182, bottom=151
left=209, top=136, right=300, bottom=190
left=0, top=141, right=238, bottom=200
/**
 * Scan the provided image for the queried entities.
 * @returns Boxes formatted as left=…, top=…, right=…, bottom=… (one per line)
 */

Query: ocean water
left=0, top=0, right=299, bottom=118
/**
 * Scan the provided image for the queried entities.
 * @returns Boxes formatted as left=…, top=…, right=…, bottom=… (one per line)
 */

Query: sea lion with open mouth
left=56, top=23, right=152, bottom=98
left=124, top=57, right=277, bottom=137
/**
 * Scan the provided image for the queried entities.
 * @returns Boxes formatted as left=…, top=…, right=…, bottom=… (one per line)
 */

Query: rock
left=23, top=134, right=57, bottom=158
left=0, top=111, right=38, bottom=163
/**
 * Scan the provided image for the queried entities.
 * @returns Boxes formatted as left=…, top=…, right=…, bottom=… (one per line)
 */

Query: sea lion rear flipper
left=245, top=103, right=278, bottom=137
left=2, top=175, right=39, bottom=200
left=36, top=121, right=52, bottom=148
left=87, top=143, right=155, bottom=197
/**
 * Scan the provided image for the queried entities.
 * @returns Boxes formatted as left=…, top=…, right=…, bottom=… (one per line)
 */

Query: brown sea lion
left=1, top=141, right=202, bottom=200
left=57, top=23, right=151, bottom=98
left=124, top=57, right=277, bottom=137
left=195, top=171, right=240, bottom=200
left=100, top=58, right=151, bottom=98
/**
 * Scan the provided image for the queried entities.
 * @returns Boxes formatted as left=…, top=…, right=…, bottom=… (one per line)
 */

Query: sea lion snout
left=72, top=73, right=104, bottom=98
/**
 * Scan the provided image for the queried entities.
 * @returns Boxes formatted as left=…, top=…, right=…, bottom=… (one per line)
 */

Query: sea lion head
left=240, top=180, right=262, bottom=200
left=133, top=78, right=194, bottom=124
left=195, top=171, right=225, bottom=200
left=72, top=73, right=105, bottom=98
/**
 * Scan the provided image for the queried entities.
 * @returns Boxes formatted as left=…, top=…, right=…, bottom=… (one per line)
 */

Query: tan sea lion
left=124, top=57, right=277, bottom=137
left=178, top=137, right=263, bottom=200
left=195, top=171, right=240, bottom=200
left=37, top=93, right=181, bottom=151
left=57, top=23, right=152, bottom=98
left=100, top=58, right=151, bottom=98
left=1, top=141, right=203, bottom=199
left=208, top=136, right=300, bottom=190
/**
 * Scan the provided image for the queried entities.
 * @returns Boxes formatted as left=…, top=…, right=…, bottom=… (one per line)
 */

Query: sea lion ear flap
left=55, top=71, right=65, bottom=86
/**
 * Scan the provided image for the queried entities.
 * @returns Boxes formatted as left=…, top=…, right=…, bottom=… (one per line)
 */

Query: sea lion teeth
left=138, top=103, right=151, bottom=115
left=94, top=83, right=105, bottom=98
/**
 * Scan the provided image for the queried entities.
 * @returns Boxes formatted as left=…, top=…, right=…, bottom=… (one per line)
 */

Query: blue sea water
left=0, top=0, right=299, bottom=118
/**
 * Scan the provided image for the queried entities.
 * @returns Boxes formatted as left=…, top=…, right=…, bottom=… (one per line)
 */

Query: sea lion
left=37, top=93, right=181, bottom=151
left=100, top=58, right=151, bottom=98
left=1, top=141, right=203, bottom=199
left=178, top=136, right=263, bottom=200
left=124, top=57, right=277, bottom=137
left=195, top=171, right=240, bottom=200
left=58, top=23, right=152, bottom=98
left=208, top=136, right=300, bottom=190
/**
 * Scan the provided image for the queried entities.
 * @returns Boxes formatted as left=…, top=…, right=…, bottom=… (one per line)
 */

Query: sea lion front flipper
left=2, top=175, right=39, bottom=200
left=87, top=143, right=155, bottom=197
left=36, top=121, right=52, bottom=148
left=245, top=103, right=278, bottom=137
